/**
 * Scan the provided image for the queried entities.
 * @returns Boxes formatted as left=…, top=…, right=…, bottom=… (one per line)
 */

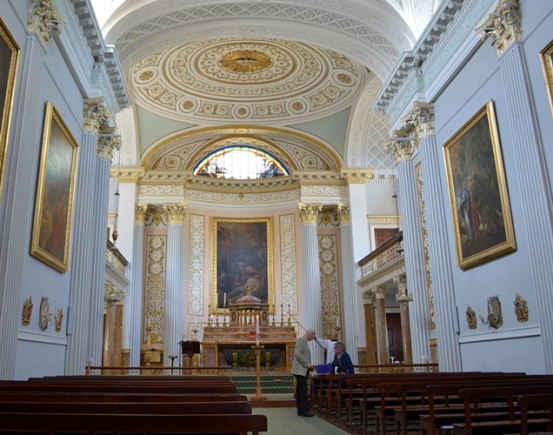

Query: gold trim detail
left=466, top=305, right=477, bottom=330
left=22, top=297, right=33, bottom=326
left=514, top=293, right=529, bottom=323
left=219, top=50, right=273, bottom=74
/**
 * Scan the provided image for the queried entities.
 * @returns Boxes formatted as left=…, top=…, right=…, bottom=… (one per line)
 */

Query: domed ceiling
left=97, top=0, right=432, bottom=175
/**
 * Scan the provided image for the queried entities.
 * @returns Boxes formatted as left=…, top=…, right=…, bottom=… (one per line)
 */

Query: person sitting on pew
left=331, top=341, right=354, bottom=374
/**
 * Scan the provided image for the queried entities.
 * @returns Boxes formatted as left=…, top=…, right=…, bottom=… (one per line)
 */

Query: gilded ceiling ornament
left=22, top=297, right=33, bottom=326
left=466, top=306, right=477, bottom=330
left=476, top=0, right=522, bottom=57
left=28, top=0, right=65, bottom=45
left=513, top=293, right=528, bottom=323
left=219, top=50, right=273, bottom=74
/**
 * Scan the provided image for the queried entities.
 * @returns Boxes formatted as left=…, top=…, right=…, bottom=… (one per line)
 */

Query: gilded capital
left=336, top=203, right=350, bottom=225
left=476, top=0, right=522, bottom=57
left=374, top=286, right=387, bottom=299
left=135, top=203, right=149, bottom=225
left=162, top=203, right=187, bottom=225
left=394, top=276, right=412, bottom=304
left=412, top=101, right=435, bottom=139
left=83, top=97, right=114, bottom=135
left=387, top=135, right=416, bottom=163
left=298, top=203, right=322, bottom=225
left=362, top=290, right=375, bottom=304
left=28, top=0, right=65, bottom=45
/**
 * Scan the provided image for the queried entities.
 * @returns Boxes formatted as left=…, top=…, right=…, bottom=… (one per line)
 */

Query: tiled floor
left=252, top=407, right=349, bottom=434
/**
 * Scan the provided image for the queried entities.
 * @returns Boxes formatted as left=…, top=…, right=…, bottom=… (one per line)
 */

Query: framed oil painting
left=0, top=19, right=20, bottom=200
left=31, top=101, right=79, bottom=273
left=444, top=101, right=515, bottom=270
left=540, top=40, right=553, bottom=115
left=211, top=217, right=274, bottom=313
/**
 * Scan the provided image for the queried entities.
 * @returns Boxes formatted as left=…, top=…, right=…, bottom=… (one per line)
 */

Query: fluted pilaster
left=499, top=42, right=553, bottom=372
left=419, top=134, right=461, bottom=371
left=299, top=203, right=323, bottom=364
left=65, top=129, right=97, bottom=374
left=0, top=35, right=46, bottom=379
left=129, top=203, right=148, bottom=368
left=162, top=203, right=187, bottom=365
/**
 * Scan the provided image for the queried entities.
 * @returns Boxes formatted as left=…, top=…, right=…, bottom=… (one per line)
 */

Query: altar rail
left=86, top=365, right=233, bottom=375
left=354, top=363, right=439, bottom=373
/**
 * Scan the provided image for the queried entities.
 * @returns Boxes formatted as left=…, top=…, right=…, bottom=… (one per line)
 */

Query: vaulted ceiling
left=93, top=0, right=440, bottom=177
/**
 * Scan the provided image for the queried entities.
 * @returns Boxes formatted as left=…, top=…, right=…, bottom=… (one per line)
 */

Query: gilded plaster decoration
left=113, top=167, right=144, bottom=183
left=22, top=297, right=33, bottom=326
left=185, top=188, right=301, bottom=204
left=298, top=203, right=323, bottom=225
left=54, top=307, right=63, bottom=333
left=395, top=276, right=412, bottom=307
left=39, top=297, right=50, bottom=331
left=476, top=0, right=522, bottom=57
left=301, top=185, right=348, bottom=198
left=343, top=170, right=375, bottom=185
left=106, top=247, right=126, bottom=276
left=162, top=203, right=187, bottom=225
left=146, top=128, right=339, bottom=173
left=189, top=214, right=205, bottom=316
left=387, top=132, right=416, bottom=163
left=466, top=306, right=477, bottom=329
left=137, top=185, right=185, bottom=196
left=411, top=101, right=435, bottom=139
left=362, top=289, right=375, bottom=304
left=479, top=295, right=503, bottom=329
left=145, top=207, right=169, bottom=227
left=28, top=0, right=65, bottom=45
left=319, top=234, right=341, bottom=338
left=374, top=286, right=387, bottom=299
left=337, top=204, right=350, bottom=225
left=145, top=235, right=167, bottom=344
left=129, top=39, right=369, bottom=125
left=83, top=97, right=114, bottom=135
left=135, top=203, right=149, bottom=225
left=280, top=214, right=298, bottom=315
left=319, top=209, right=341, bottom=228
left=415, top=162, right=435, bottom=329
left=514, top=293, right=529, bottom=323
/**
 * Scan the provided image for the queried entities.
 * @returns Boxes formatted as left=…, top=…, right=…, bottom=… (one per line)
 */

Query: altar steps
left=230, top=373, right=295, bottom=395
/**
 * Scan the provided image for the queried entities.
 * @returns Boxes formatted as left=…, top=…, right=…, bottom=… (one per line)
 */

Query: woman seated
left=331, top=341, right=354, bottom=374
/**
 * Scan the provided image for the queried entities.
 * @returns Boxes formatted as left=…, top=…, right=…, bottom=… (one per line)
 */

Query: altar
left=201, top=302, right=297, bottom=370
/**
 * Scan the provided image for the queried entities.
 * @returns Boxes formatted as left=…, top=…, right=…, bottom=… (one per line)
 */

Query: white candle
left=256, top=314, right=260, bottom=345
left=223, top=293, right=226, bottom=307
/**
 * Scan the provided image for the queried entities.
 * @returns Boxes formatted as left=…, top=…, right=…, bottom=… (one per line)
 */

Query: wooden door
left=386, top=313, right=404, bottom=363
left=375, top=228, right=399, bottom=248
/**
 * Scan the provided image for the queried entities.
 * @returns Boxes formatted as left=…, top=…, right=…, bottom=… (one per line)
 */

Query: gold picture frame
left=0, top=19, right=20, bottom=200
left=211, top=217, right=274, bottom=313
left=444, top=101, right=515, bottom=269
left=31, top=101, right=79, bottom=273
left=540, top=40, right=553, bottom=115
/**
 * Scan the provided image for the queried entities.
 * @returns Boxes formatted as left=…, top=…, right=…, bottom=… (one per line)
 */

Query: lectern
left=181, top=340, right=200, bottom=367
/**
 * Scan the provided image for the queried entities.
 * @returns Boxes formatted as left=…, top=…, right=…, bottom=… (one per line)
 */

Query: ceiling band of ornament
left=128, top=39, right=368, bottom=125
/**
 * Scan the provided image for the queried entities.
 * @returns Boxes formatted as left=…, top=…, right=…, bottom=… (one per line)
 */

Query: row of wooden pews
left=0, top=374, right=268, bottom=434
left=310, top=371, right=553, bottom=435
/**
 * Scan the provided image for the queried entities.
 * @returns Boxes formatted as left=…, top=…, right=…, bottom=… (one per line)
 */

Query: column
left=103, top=286, right=125, bottom=367
left=162, top=203, right=187, bottom=367
left=298, top=203, right=323, bottom=364
left=337, top=204, right=362, bottom=364
left=129, top=203, right=149, bottom=368
left=479, top=2, right=553, bottom=372
left=88, top=124, right=120, bottom=366
left=395, top=276, right=413, bottom=365
left=66, top=98, right=108, bottom=374
left=0, top=32, right=46, bottom=379
left=362, top=291, right=378, bottom=366
left=374, top=286, right=389, bottom=365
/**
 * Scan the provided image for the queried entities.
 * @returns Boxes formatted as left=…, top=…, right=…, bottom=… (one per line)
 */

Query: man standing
left=315, top=332, right=339, bottom=364
left=291, top=328, right=316, bottom=417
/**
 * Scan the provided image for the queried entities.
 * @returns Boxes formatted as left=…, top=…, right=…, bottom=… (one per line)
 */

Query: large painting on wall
left=212, top=217, right=273, bottom=312
left=444, top=100, right=516, bottom=270
left=0, top=19, right=20, bottom=200
left=540, top=40, right=553, bottom=116
left=31, top=101, right=79, bottom=273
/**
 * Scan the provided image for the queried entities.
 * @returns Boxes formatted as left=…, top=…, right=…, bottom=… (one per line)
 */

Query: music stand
left=180, top=340, right=200, bottom=367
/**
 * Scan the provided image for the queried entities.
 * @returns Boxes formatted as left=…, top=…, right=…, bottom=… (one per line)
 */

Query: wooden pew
left=518, top=393, right=553, bottom=435
left=0, top=412, right=268, bottom=435
left=450, top=384, right=553, bottom=435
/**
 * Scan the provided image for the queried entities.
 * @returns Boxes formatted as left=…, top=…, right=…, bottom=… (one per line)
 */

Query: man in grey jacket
left=291, top=328, right=316, bottom=417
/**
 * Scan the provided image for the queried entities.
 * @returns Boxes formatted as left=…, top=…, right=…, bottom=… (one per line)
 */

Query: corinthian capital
left=411, top=101, right=435, bottom=138
left=476, top=0, right=522, bottom=57
left=336, top=203, right=350, bottom=225
left=97, top=135, right=121, bottom=162
left=386, top=135, right=416, bottom=163
left=298, top=203, right=322, bottom=225
left=83, top=97, right=114, bottom=135
left=28, top=0, right=65, bottom=45
left=162, top=203, right=187, bottom=225
left=135, top=203, right=149, bottom=225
